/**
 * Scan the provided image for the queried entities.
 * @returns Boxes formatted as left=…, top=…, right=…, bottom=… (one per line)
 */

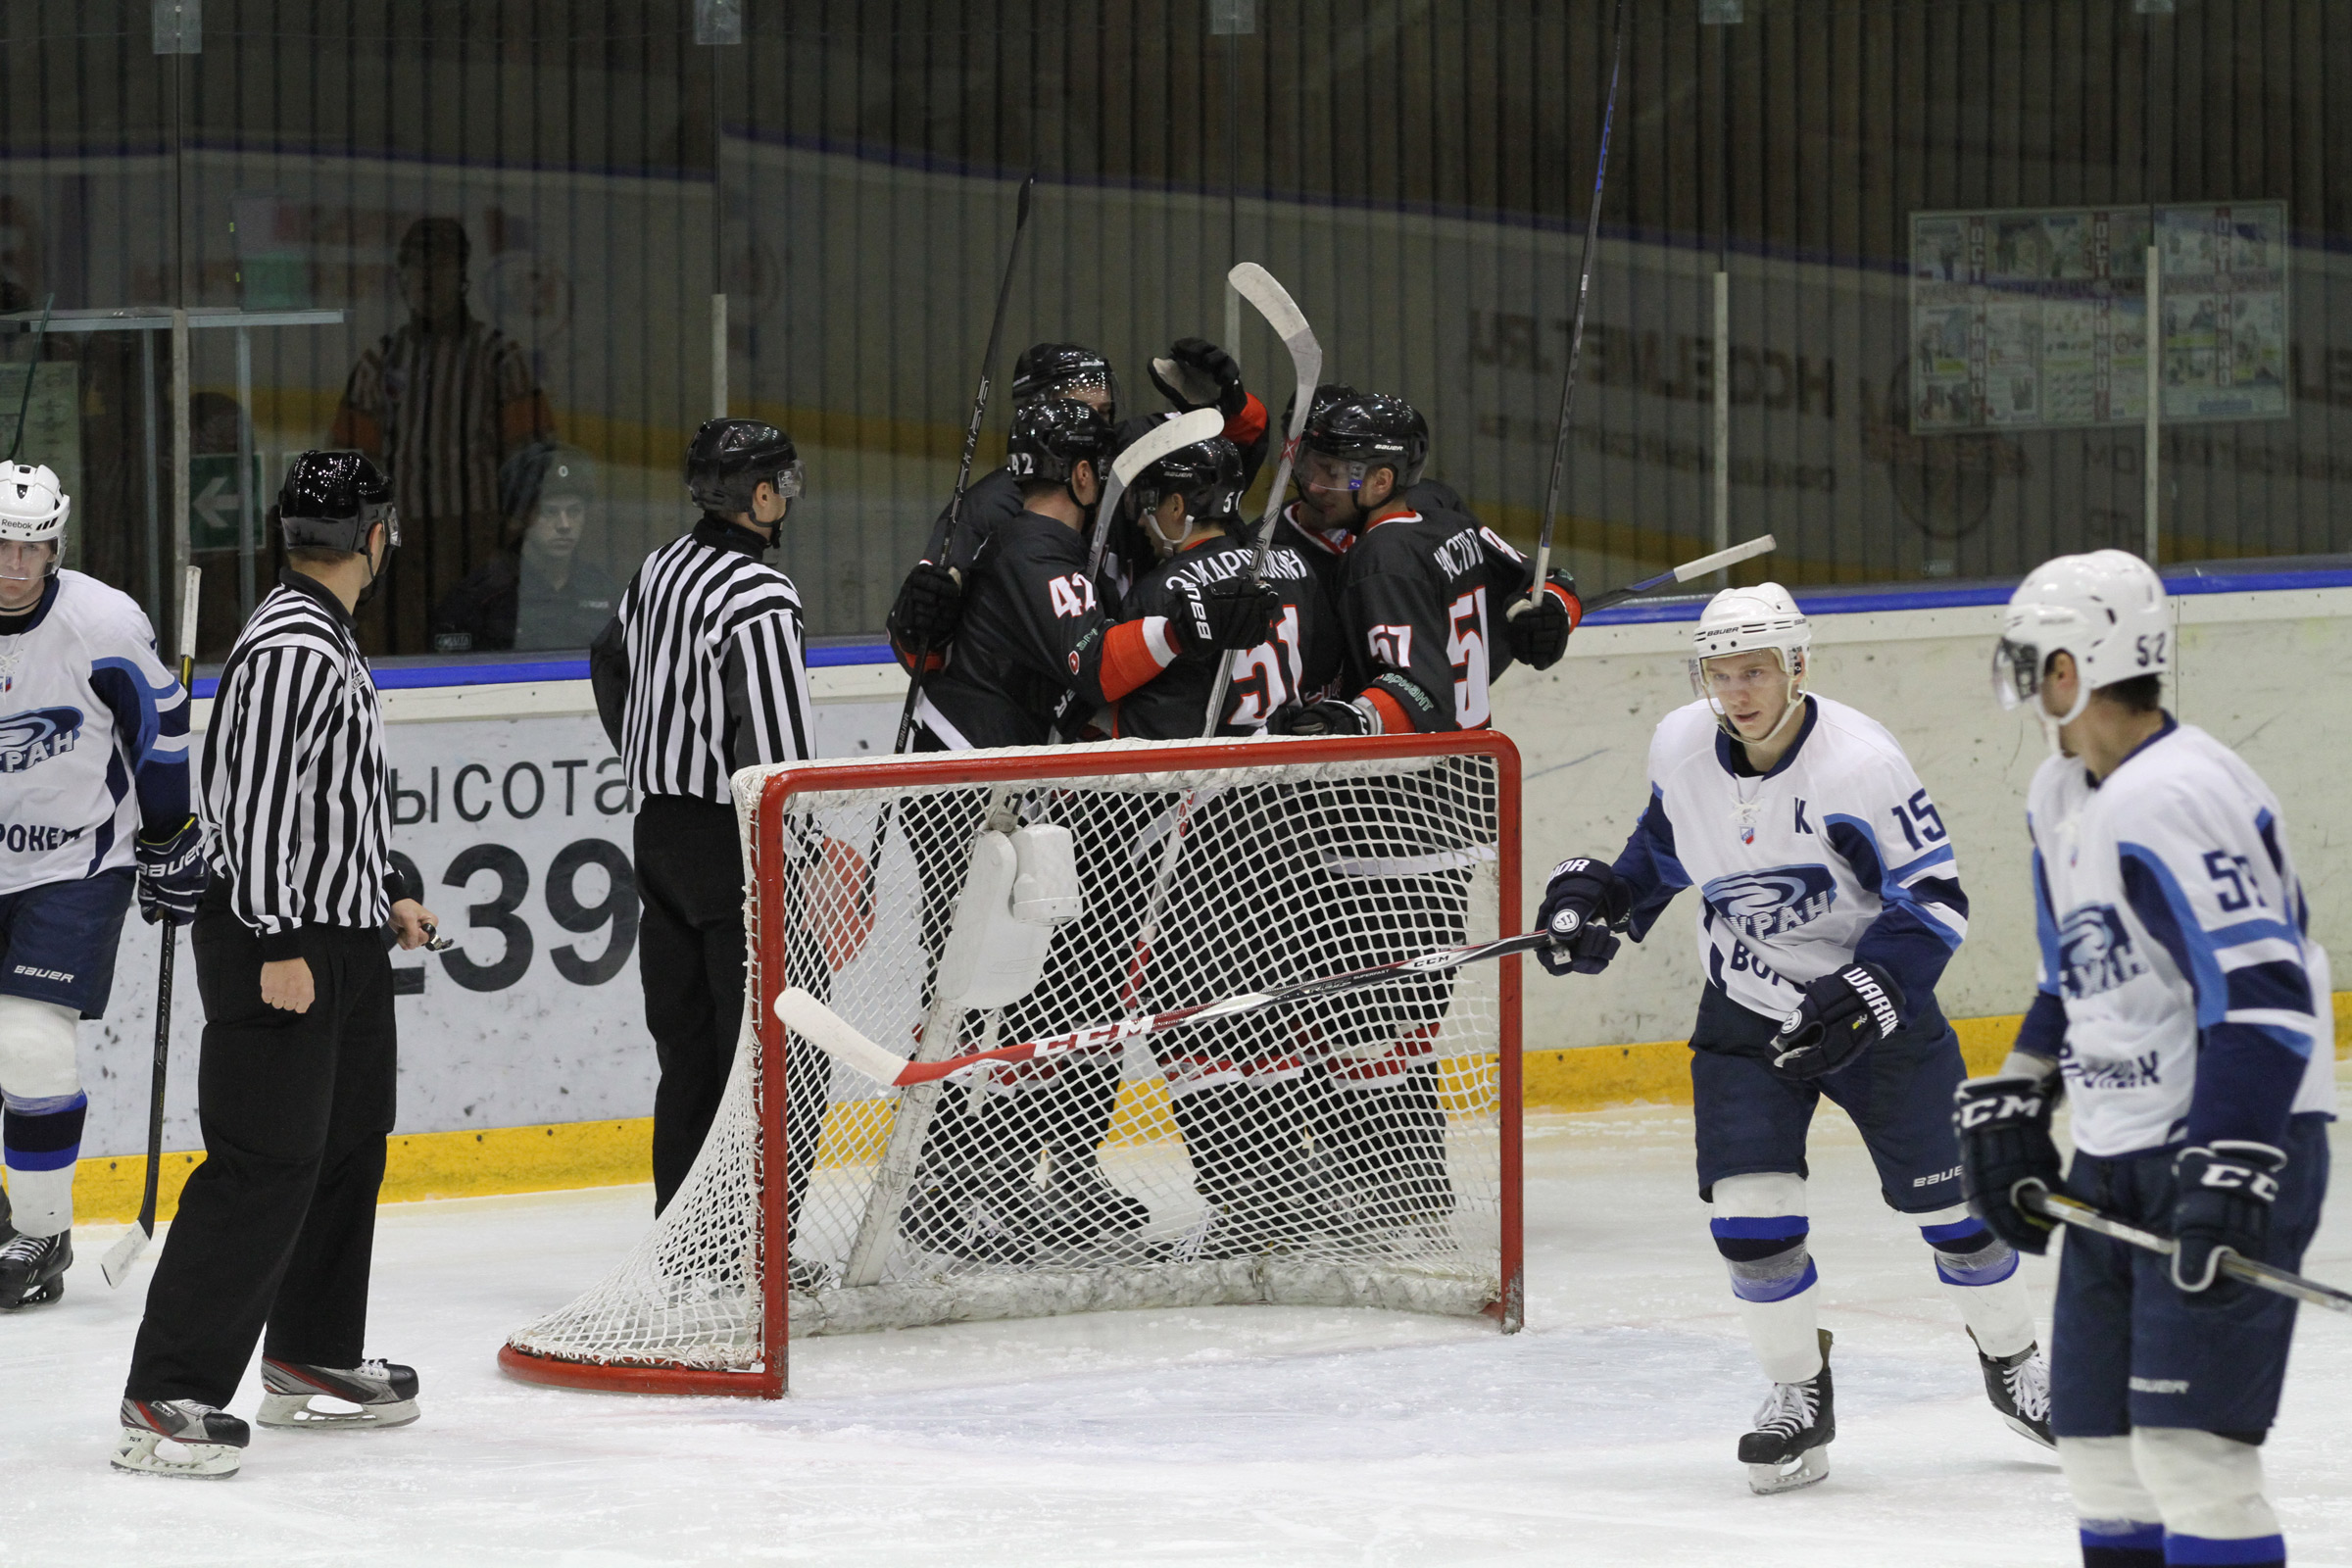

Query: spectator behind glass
left=330, top=216, right=554, bottom=655
left=430, top=442, right=621, bottom=653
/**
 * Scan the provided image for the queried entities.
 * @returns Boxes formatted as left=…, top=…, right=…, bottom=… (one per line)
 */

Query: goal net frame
left=499, top=730, right=1524, bottom=1398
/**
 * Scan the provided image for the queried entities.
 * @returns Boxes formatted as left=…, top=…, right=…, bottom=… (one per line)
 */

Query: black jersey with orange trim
left=1109, top=531, right=1340, bottom=740
left=1335, top=506, right=1538, bottom=732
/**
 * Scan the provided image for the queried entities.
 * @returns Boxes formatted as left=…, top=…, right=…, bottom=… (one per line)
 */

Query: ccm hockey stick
left=892, top=172, right=1037, bottom=757
left=1530, top=0, right=1627, bottom=596
left=102, top=564, right=202, bottom=1288
left=1579, top=533, right=1778, bottom=617
left=778, top=929, right=1555, bottom=1092
left=1201, top=262, right=1322, bottom=737
left=2020, top=1188, right=2352, bottom=1318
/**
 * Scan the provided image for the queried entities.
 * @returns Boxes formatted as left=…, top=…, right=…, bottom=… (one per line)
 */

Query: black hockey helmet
left=1281, top=381, right=1364, bottom=436
left=276, top=450, right=398, bottom=555
left=1300, top=392, right=1429, bottom=493
left=685, top=417, right=804, bottom=517
left=1128, top=435, right=1246, bottom=558
left=1004, top=397, right=1114, bottom=491
left=1011, top=342, right=1119, bottom=420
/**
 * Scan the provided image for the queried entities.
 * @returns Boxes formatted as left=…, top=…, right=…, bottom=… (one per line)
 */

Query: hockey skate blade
left=1998, top=1411, right=2057, bottom=1450
left=257, top=1392, right=420, bottom=1431
left=110, top=1428, right=242, bottom=1479
left=1745, top=1446, right=1829, bottom=1495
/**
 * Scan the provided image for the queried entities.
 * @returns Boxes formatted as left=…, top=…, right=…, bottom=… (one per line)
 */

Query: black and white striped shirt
left=611, top=516, right=813, bottom=803
left=201, top=569, right=395, bottom=958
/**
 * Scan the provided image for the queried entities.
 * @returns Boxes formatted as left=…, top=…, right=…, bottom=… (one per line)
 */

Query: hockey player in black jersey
left=897, top=400, right=1279, bottom=1258
left=888, top=338, right=1272, bottom=669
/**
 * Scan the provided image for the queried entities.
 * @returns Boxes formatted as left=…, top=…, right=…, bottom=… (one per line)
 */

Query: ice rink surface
left=7, top=1098, right=2351, bottom=1567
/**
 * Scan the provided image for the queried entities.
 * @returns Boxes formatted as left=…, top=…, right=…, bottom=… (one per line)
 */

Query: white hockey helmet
left=0, top=462, right=70, bottom=546
left=1993, top=550, right=2169, bottom=725
left=1690, top=583, right=1811, bottom=742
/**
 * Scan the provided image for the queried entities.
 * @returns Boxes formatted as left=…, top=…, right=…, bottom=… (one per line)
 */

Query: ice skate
left=1970, top=1330, right=2055, bottom=1448
left=1034, top=1156, right=1150, bottom=1248
left=257, top=1357, right=420, bottom=1430
left=112, top=1398, right=249, bottom=1479
left=1740, top=1329, right=1835, bottom=1494
left=903, top=1172, right=1039, bottom=1264
left=0, top=1228, right=71, bottom=1309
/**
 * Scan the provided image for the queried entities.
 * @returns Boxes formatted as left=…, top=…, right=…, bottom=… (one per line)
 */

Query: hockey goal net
left=500, top=732, right=1522, bottom=1396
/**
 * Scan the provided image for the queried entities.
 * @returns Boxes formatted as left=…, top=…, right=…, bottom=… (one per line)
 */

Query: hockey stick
left=1579, top=533, right=1778, bottom=617
left=102, top=564, right=202, bottom=1289
left=2019, top=1189, right=2352, bottom=1318
left=778, top=929, right=1555, bottom=1091
left=6, top=293, right=54, bottom=462
left=1529, top=0, right=1627, bottom=597
left=891, top=172, right=1036, bottom=758
left=1083, top=407, right=1226, bottom=583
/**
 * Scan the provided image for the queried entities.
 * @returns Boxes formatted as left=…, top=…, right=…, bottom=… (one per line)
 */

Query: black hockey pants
left=124, top=885, right=395, bottom=1406
left=635, top=795, right=826, bottom=1221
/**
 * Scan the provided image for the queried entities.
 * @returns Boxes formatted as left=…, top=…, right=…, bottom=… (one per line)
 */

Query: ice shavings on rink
left=6, top=1099, right=2351, bottom=1567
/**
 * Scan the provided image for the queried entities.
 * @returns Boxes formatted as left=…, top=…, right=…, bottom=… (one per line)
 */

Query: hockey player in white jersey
left=1536, top=583, right=2050, bottom=1494
left=0, top=461, right=204, bottom=1308
left=1959, top=551, right=2333, bottom=1568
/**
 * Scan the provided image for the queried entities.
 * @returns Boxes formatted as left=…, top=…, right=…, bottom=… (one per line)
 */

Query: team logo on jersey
left=1701, top=864, right=1838, bottom=944
left=0, top=647, right=19, bottom=696
left=2057, top=904, right=2148, bottom=999
left=0, top=706, right=83, bottom=773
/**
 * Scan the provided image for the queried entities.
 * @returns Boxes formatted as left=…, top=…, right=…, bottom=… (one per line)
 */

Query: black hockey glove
left=1503, top=571, right=1582, bottom=670
left=1535, top=858, right=1630, bottom=977
left=1169, top=575, right=1279, bottom=658
left=2171, top=1140, right=2287, bottom=1310
left=1150, top=337, right=1250, bottom=421
left=1266, top=697, right=1375, bottom=737
left=887, top=561, right=963, bottom=655
left=1953, top=1071, right=2064, bottom=1255
left=135, top=814, right=208, bottom=927
left=1769, top=961, right=1906, bottom=1080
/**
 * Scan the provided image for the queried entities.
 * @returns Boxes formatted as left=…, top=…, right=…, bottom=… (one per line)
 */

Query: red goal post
left=500, top=731, right=1524, bottom=1398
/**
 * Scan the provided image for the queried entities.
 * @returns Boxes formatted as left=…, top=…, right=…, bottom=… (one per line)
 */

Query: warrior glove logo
left=0, top=707, right=85, bottom=773
left=1838, top=964, right=1902, bottom=1039
left=1701, top=864, right=1838, bottom=944
left=2057, top=904, right=2148, bottom=999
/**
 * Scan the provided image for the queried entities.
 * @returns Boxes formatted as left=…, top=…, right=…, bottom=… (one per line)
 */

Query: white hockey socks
left=2133, top=1428, right=2282, bottom=1557
left=1711, top=1173, right=1822, bottom=1384
left=1914, top=1203, right=2036, bottom=1358
left=2060, top=1436, right=2165, bottom=1561
left=0, top=997, right=85, bottom=1238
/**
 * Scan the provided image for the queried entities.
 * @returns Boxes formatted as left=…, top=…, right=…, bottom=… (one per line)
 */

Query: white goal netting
left=504, top=735, right=1521, bottom=1392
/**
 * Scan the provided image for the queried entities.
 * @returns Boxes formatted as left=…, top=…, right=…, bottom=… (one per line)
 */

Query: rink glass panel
left=502, top=734, right=1522, bottom=1396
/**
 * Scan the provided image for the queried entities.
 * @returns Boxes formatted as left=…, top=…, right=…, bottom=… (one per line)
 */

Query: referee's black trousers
left=636, top=795, right=752, bottom=1213
left=125, top=886, right=395, bottom=1406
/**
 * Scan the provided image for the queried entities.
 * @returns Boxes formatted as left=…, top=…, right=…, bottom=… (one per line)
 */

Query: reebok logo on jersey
left=2058, top=904, right=2148, bottom=999
left=1701, top=864, right=1838, bottom=943
left=0, top=706, right=84, bottom=773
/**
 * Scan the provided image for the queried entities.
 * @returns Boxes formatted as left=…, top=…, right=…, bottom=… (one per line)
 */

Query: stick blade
left=99, top=1221, right=152, bottom=1289
left=1672, top=533, right=1777, bottom=583
left=1228, top=263, right=1313, bottom=351
left=1112, top=408, right=1225, bottom=488
left=775, top=988, right=914, bottom=1088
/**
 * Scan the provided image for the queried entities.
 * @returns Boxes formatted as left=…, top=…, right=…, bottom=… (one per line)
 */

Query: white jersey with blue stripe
left=1612, top=695, right=1969, bottom=1024
left=0, top=569, right=189, bottom=896
left=2023, top=716, right=2335, bottom=1158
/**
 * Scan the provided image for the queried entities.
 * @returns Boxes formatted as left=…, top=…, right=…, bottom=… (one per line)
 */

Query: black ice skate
left=1739, top=1329, right=1836, bottom=1494
left=1971, top=1331, right=2055, bottom=1448
left=1034, top=1156, right=1151, bottom=1249
left=0, top=1228, right=71, bottom=1308
left=112, top=1398, right=250, bottom=1479
left=257, top=1357, right=420, bottom=1430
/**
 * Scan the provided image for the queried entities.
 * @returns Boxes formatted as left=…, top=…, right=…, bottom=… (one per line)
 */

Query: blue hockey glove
left=1770, top=961, right=1905, bottom=1079
left=1953, top=1071, right=2064, bottom=1255
left=1535, top=858, right=1630, bottom=977
left=2171, top=1141, right=2286, bottom=1310
left=135, top=814, right=208, bottom=927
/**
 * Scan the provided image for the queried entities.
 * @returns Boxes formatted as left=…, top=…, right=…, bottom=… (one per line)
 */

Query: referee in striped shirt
left=590, top=418, right=818, bottom=1217
left=120, top=452, right=442, bottom=1475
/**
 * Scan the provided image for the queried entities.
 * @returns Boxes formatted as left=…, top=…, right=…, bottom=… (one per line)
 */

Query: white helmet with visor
left=1992, top=550, right=2169, bottom=727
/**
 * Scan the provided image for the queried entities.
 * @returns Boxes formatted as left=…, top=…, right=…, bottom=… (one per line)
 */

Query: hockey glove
left=135, top=814, right=208, bottom=927
left=886, top=561, right=963, bottom=660
left=1953, top=1072, right=2064, bottom=1255
left=2171, top=1140, right=2287, bottom=1310
left=1266, top=697, right=1376, bottom=737
left=1169, top=575, right=1279, bottom=658
left=1535, top=858, right=1631, bottom=976
left=1503, top=571, right=1583, bottom=670
left=1150, top=337, right=1250, bottom=421
left=1769, top=961, right=1906, bottom=1080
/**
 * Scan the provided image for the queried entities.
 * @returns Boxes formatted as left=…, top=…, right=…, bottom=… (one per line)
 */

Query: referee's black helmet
left=276, top=450, right=398, bottom=554
left=686, top=418, right=804, bottom=517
